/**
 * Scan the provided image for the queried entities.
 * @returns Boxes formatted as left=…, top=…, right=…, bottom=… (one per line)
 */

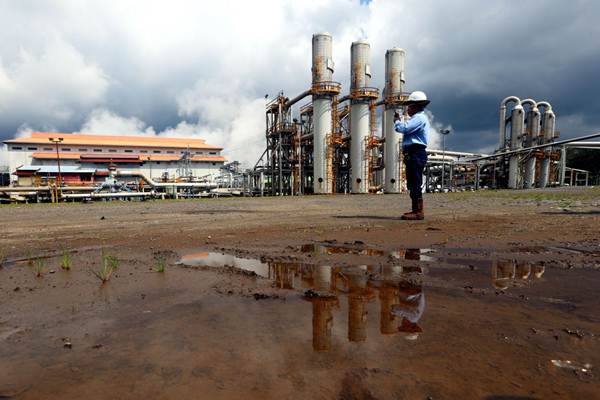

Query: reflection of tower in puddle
left=303, top=264, right=339, bottom=352
left=492, top=259, right=516, bottom=290
left=269, top=262, right=299, bottom=289
left=492, top=260, right=545, bottom=290
left=307, top=296, right=339, bottom=351
left=378, top=282, right=400, bottom=334
left=347, top=268, right=375, bottom=342
left=516, top=261, right=531, bottom=280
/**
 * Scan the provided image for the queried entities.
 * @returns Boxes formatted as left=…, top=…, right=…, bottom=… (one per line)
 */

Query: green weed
left=61, top=250, right=72, bottom=270
left=32, top=258, right=45, bottom=277
left=154, top=256, right=167, bottom=273
left=92, top=252, right=119, bottom=283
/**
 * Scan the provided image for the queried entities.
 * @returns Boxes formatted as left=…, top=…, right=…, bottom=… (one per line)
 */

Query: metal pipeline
left=284, top=89, right=312, bottom=109
left=499, top=96, right=521, bottom=150
left=469, top=131, right=600, bottom=161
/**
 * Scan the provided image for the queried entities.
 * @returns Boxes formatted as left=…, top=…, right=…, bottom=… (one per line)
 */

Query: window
left=167, top=150, right=175, bottom=154
left=43, top=147, right=53, bottom=151
left=109, top=149, right=117, bottom=153
left=62, top=148, right=71, bottom=152
left=212, top=162, right=216, bottom=166
left=124, top=149, right=133, bottom=153
left=140, top=150, right=148, bottom=153
left=11, top=146, right=22, bottom=150
left=93, top=149, right=102, bottom=152
left=209, top=152, right=217, bottom=155
left=27, top=147, right=38, bottom=151
left=78, top=148, right=88, bottom=152
left=153, top=150, right=161, bottom=154
left=196, top=151, right=204, bottom=155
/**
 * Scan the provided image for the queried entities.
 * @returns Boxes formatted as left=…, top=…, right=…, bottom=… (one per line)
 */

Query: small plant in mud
left=102, top=251, right=119, bottom=270
left=92, top=252, right=119, bottom=284
left=154, top=256, right=167, bottom=273
left=32, top=257, right=46, bottom=277
left=60, top=250, right=72, bottom=270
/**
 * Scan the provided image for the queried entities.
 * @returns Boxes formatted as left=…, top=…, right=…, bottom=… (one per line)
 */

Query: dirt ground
left=1, top=187, right=599, bottom=400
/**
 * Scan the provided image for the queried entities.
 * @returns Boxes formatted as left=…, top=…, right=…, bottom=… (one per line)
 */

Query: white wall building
left=3, top=132, right=226, bottom=185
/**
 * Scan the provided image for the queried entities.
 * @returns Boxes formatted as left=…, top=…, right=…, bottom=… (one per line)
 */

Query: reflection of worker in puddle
left=305, top=295, right=339, bottom=351
left=392, top=282, right=425, bottom=339
left=533, top=263, right=545, bottom=279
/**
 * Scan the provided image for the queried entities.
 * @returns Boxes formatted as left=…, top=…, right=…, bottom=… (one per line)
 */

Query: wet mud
left=0, top=189, right=599, bottom=399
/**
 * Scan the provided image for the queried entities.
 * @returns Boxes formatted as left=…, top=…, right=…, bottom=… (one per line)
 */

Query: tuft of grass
left=0, top=248, right=6, bottom=267
left=61, top=250, right=72, bottom=270
left=154, top=256, right=167, bottom=273
left=103, top=253, right=119, bottom=270
left=92, top=252, right=119, bottom=284
left=32, top=257, right=45, bottom=277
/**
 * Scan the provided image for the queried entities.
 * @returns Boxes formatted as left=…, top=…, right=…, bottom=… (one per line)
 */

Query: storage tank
left=537, top=102, right=555, bottom=187
left=508, top=104, right=524, bottom=189
left=350, top=40, right=374, bottom=194
left=522, top=99, right=540, bottom=188
left=383, top=48, right=406, bottom=193
left=312, top=33, right=336, bottom=194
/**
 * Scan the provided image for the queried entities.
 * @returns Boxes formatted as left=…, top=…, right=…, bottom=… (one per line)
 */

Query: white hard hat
left=405, top=91, right=430, bottom=106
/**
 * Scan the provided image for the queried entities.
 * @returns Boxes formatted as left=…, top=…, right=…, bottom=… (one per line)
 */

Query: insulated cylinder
left=312, top=33, right=335, bottom=194
left=384, top=48, right=405, bottom=96
left=524, top=107, right=540, bottom=188
left=312, top=33, right=334, bottom=84
left=350, top=40, right=372, bottom=194
left=508, top=105, right=524, bottom=189
left=350, top=103, right=370, bottom=193
left=538, top=110, right=555, bottom=187
left=384, top=48, right=406, bottom=193
left=313, top=98, right=332, bottom=193
left=351, top=40, right=371, bottom=89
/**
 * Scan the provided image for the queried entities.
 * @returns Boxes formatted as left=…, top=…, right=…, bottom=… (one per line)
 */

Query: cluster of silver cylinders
left=311, top=33, right=406, bottom=194
left=499, top=97, right=555, bottom=188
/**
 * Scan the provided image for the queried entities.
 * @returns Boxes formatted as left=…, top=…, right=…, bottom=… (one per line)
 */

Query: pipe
left=469, top=131, right=600, bottom=161
left=499, top=96, right=520, bottom=150
left=284, top=89, right=312, bottom=109
left=61, top=191, right=156, bottom=199
left=115, top=171, right=216, bottom=188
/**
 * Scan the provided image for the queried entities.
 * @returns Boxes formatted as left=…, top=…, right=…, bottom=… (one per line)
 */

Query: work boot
left=401, top=199, right=418, bottom=220
left=401, top=199, right=424, bottom=220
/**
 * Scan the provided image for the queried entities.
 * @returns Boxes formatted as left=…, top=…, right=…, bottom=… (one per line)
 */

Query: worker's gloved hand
left=394, top=111, right=400, bottom=120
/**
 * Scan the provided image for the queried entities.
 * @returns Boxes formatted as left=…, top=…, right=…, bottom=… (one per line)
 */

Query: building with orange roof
left=3, top=132, right=226, bottom=185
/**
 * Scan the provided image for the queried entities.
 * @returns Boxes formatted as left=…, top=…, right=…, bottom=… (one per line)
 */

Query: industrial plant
left=249, top=33, right=599, bottom=196
left=1, top=32, right=598, bottom=203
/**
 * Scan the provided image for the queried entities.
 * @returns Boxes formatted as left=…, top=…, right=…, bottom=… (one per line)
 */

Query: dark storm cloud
left=1, top=0, right=599, bottom=165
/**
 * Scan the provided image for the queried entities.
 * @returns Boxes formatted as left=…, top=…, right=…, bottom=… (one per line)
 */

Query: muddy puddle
left=177, top=245, right=600, bottom=353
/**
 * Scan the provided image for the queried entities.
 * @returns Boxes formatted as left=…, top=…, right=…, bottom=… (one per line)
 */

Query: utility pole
left=439, top=129, right=451, bottom=192
left=48, top=137, right=64, bottom=200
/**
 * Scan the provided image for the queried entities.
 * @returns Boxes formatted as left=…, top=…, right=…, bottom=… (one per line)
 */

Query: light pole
left=439, top=129, right=451, bottom=192
left=48, top=137, right=64, bottom=198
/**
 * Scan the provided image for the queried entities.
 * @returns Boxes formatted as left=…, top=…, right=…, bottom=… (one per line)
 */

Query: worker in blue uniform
left=394, top=91, right=431, bottom=220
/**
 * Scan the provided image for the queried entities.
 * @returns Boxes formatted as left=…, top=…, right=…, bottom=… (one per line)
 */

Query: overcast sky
left=1, top=0, right=599, bottom=167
